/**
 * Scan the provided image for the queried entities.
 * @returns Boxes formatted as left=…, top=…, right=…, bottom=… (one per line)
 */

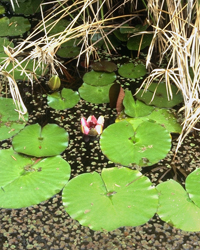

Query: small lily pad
left=79, top=82, right=113, bottom=104
left=12, top=123, right=69, bottom=157
left=47, top=88, right=80, bottom=110
left=0, top=97, right=28, bottom=141
left=91, top=60, right=117, bottom=73
left=56, top=46, right=80, bottom=58
left=123, top=89, right=155, bottom=117
left=83, top=70, right=116, bottom=86
left=136, top=82, right=183, bottom=108
left=118, top=62, right=146, bottom=79
left=100, top=120, right=171, bottom=167
left=0, top=17, right=31, bottom=37
left=62, top=167, right=158, bottom=231
left=0, top=148, right=71, bottom=209
left=157, top=169, right=200, bottom=231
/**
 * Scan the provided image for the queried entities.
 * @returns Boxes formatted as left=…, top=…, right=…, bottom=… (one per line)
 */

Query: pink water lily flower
left=81, top=115, right=104, bottom=136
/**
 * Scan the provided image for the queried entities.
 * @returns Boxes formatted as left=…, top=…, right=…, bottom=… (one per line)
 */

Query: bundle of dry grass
left=138, top=0, right=200, bottom=151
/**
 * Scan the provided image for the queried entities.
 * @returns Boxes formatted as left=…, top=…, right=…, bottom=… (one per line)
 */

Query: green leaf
left=157, top=177, right=200, bottom=232
left=127, top=34, right=153, bottom=50
left=79, top=82, right=113, bottom=104
left=118, top=62, right=146, bottom=79
left=11, top=0, right=41, bottom=15
left=62, top=167, right=158, bottom=231
left=136, top=82, right=183, bottom=108
left=47, top=88, right=80, bottom=110
left=0, top=148, right=71, bottom=209
left=83, top=70, right=116, bottom=86
left=0, top=38, right=14, bottom=52
left=0, top=17, right=31, bottom=36
left=91, top=60, right=117, bottom=73
left=0, top=97, right=28, bottom=141
left=100, top=120, right=171, bottom=167
left=12, top=123, right=69, bottom=157
left=56, top=46, right=80, bottom=58
left=123, top=89, right=154, bottom=117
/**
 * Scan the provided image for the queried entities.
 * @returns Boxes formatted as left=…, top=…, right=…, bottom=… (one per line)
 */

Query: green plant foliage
left=78, top=82, right=113, bottom=104
left=47, top=88, right=80, bottom=110
left=12, top=123, right=69, bottom=157
left=127, top=34, right=153, bottom=51
left=62, top=167, right=158, bottom=231
left=118, top=62, right=146, bottom=79
left=83, top=70, right=116, bottom=86
left=100, top=120, right=171, bottom=167
left=91, top=60, right=117, bottom=73
left=0, top=98, right=28, bottom=141
left=0, top=148, right=71, bottom=209
left=0, top=17, right=31, bottom=36
left=0, top=37, right=14, bottom=52
left=136, top=82, right=183, bottom=108
left=10, top=0, right=41, bottom=15
left=57, top=46, right=80, bottom=58
left=157, top=169, right=200, bottom=231
left=123, top=89, right=155, bottom=117
left=122, top=90, right=182, bottom=133
left=42, top=18, right=71, bottom=36
left=0, top=5, right=5, bottom=15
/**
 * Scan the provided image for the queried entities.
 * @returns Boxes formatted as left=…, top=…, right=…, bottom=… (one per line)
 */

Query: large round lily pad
left=79, top=82, right=113, bottom=104
left=0, top=148, right=71, bottom=209
left=83, top=70, right=116, bottom=86
left=0, top=97, right=28, bottom=141
left=62, top=167, right=158, bottom=231
left=118, top=62, right=146, bottom=79
left=157, top=169, right=200, bottom=231
left=136, top=82, right=183, bottom=108
left=12, top=123, right=69, bottom=157
left=100, top=120, right=171, bottom=167
left=47, top=88, right=80, bottom=110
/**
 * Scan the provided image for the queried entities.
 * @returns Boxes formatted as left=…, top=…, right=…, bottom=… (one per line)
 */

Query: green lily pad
left=0, top=5, right=5, bottom=15
left=0, top=148, right=71, bottom=209
left=10, top=0, right=41, bottom=15
left=47, top=88, right=80, bottom=110
left=0, top=38, right=14, bottom=52
left=127, top=34, right=153, bottom=50
left=79, top=82, right=113, bottom=104
left=56, top=46, right=80, bottom=58
left=157, top=170, right=200, bottom=231
left=100, top=120, right=171, bottom=167
left=136, top=82, right=183, bottom=108
left=118, top=62, right=146, bottom=79
left=12, top=123, right=69, bottom=157
left=123, top=89, right=155, bottom=117
left=42, top=18, right=71, bottom=36
left=83, top=70, right=116, bottom=86
left=91, top=60, right=117, bottom=73
left=122, top=90, right=182, bottom=133
left=62, top=167, right=158, bottom=231
left=0, top=17, right=31, bottom=36
left=0, top=97, right=28, bottom=141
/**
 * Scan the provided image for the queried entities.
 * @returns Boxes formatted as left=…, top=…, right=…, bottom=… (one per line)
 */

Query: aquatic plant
left=81, top=115, right=104, bottom=136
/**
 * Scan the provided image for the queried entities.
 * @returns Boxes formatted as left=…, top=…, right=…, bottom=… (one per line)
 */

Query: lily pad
left=79, top=82, right=113, bottom=104
left=47, top=88, right=80, bottom=110
left=91, top=60, right=117, bottom=73
left=62, top=167, right=158, bottom=231
left=127, top=34, right=153, bottom=51
left=56, top=46, right=80, bottom=58
left=136, top=82, right=183, bottom=108
left=0, top=97, right=28, bottom=141
left=0, top=148, right=71, bottom=209
left=83, top=70, right=116, bottom=86
left=157, top=170, right=200, bottom=231
left=12, top=123, right=69, bottom=157
left=10, top=0, right=41, bottom=15
left=100, top=120, right=171, bottom=167
left=0, top=17, right=31, bottom=36
left=118, top=62, right=146, bottom=79
left=0, top=38, right=14, bottom=52
left=123, top=89, right=155, bottom=117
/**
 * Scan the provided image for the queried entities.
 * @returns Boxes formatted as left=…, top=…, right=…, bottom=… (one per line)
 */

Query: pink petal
left=81, top=117, right=88, bottom=127
left=95, top=124, right=103, bottom=135
left=87, top=115, right=97, bottom=124
left=97, top=116, right=104, bottom=126
left=81, top=124, right=90, bottom=135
